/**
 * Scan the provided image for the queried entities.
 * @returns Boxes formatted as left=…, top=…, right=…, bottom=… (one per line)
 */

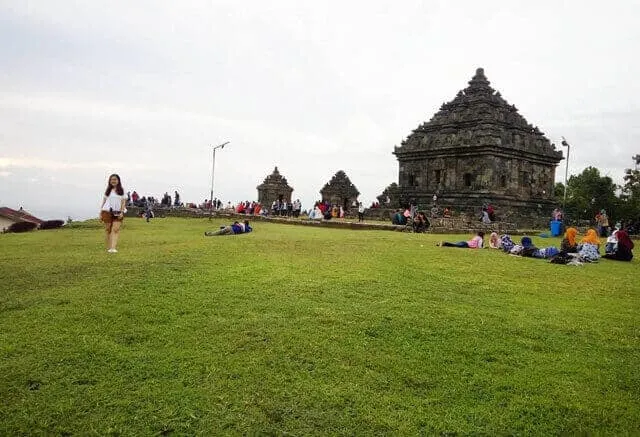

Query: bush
left=40, top=220, right=65, bottom=230
left=6, top=221, right=38, bottom=233
left=64, top=219, right=104, bottom=230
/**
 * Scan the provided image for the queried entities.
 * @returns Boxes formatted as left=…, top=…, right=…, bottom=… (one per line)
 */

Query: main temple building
left=393, top=68, right=563, bottom=214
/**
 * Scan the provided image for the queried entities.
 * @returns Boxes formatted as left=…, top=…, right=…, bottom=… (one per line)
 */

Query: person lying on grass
left=488, top=232, right=501, bottom=249
left=204, top=220, right=252, bottom=236
left=437, top=231, right=484, bottom=248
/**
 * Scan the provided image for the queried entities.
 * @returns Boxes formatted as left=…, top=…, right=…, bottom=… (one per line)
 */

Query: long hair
left=105, top=174, right=124, bottom=196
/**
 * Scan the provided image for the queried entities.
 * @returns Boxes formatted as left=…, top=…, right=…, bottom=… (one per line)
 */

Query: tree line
left=554, top=157, right=640, bottom=226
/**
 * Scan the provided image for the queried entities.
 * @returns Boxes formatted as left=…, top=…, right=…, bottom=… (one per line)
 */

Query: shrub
left=6, top=221, right=38, bottom=233
left=40, top=220, right=65, bottom=230
left=64, top=219, right=104, bottom=230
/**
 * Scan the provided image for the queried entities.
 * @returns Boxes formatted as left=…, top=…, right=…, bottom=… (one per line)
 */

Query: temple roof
left=257, top=166, right=293, bottom=190
left=320, top=170, right=360, bottom=197
left=395, top=68, right=562, bottom=162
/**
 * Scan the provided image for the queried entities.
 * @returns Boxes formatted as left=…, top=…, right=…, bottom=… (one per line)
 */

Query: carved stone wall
left=320, top=170, right=360, bottom=209
left=394, top=68, right=563, bottom=215
left=256, top=167, right=294, bottom=206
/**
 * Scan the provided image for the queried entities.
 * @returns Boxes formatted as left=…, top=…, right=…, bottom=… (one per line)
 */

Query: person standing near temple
left=487, top=204, right=496, bottom=221
left=358, top=202, right=365, bottom=222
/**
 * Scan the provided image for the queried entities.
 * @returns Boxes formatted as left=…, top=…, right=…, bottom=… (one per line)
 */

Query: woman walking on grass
left=100, top=174, right=127, bottom=253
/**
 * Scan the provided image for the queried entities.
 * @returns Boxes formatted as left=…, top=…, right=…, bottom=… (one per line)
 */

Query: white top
left=358, top=204, right=365, bottom=213
left=102, top=189, right=126, bottom=212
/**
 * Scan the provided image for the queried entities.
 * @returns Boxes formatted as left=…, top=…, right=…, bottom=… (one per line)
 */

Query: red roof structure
left=0, top=207, right=44, bottom=225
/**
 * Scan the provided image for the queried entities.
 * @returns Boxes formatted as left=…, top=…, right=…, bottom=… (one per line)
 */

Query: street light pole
left=210, top=141, right=230, bottom=220
left=561, top=137, right=571, bottom=213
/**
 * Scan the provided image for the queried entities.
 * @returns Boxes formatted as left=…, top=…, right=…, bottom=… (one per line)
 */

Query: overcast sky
left=1, top=0, right=639, bottom=220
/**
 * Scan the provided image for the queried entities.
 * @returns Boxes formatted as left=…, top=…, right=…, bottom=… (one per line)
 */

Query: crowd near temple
left=110, top=67, right=638, bottom=236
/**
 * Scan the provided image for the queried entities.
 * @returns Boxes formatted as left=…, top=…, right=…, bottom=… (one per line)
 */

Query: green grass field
left=1, top=218, right=638, bottom=435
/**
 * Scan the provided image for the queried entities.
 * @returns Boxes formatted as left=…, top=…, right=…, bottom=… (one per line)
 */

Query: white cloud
left=0, top=0, right=639, bottom=218
left=0, top=157, right=156, bottom=171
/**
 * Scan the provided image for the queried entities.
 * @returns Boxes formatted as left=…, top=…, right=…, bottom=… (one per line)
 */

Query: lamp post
left=210, top=141, right=230, bottom=220
left=561, top=137, right=571, bottom=213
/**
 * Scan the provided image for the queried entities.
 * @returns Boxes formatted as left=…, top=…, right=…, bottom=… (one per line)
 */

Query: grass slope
left=1, top=218, right=639, bottom=435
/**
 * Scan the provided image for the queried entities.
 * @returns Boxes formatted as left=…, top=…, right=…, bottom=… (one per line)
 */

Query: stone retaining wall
left=126, top=206, right=527, bottom=234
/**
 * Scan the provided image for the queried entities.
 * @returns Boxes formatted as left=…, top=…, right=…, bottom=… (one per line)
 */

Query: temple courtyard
left=1, top=218, right=638, bottom=435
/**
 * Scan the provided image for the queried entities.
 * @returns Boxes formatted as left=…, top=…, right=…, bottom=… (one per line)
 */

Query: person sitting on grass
left=576, top=228, right=601, bottom=262
left=204, top=220, right=252, bottom=236
left=603, top=230, right=634, bottom=261
left=579, top=228, right=601, bottom=249
left=438, top=231, right=484, bottom=249
left=560, top=227, right=578, bottom=253
left=308, top=205, right=323, bottom=220
left=605, top=229, right=618, bottom=255
left=412, top=212, right=429, bottom=233
left=391, top=209, right=406, bottom=225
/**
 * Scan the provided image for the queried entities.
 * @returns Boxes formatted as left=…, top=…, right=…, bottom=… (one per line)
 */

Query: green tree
left=619, top=163, right=640, bottom=222
left=554, top=182, right=565, bottom=200
left=565, top=167, right=619, bottom=221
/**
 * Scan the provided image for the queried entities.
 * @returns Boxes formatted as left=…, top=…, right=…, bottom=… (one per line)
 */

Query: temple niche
left=393, top=68, right=563, bottom=214
left=257, top=167, right=294, bottom=206
left=320, top=170, right=360, bottom=210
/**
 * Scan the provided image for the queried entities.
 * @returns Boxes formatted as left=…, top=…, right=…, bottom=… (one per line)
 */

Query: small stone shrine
left=320, top=170, right=360, bottom=209
left=393, top=68, right=563, bottom=215
left=257, top=166, right=294, bottom=206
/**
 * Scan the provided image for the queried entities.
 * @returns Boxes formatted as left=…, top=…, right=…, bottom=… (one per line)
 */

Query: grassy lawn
left=1, top=218, right=638, bottom=435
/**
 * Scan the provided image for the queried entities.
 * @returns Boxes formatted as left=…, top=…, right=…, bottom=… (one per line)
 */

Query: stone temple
left=393, top=68, right=563, bottom=216
left=320, top=170, right=360, bottom=210
left=257, top=167, right=293, bottom=206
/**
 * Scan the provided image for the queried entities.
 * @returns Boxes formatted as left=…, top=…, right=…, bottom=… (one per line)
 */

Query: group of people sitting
left=438, top=227, right=634, bottom=264
left=390, top=209, right=430, bottom=232
left=237, top=201, right=265, bottom=216
left=391, top=208, right=413, bottom=225
left=308, top=201, right=347, bottom=220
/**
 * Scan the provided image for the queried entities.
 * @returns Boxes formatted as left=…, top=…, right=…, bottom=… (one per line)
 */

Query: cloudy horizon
left=1, top=0, right=638, bottom=220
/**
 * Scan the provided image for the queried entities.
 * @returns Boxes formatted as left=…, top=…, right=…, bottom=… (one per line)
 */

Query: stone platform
left=125, top=206, right=526, bottom=234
